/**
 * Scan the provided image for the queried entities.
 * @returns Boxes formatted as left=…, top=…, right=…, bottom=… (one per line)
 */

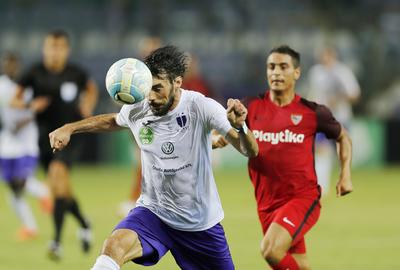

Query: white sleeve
left=199, top=97, right=232, bottom=136
left=115, top=105, right=130, bottom=127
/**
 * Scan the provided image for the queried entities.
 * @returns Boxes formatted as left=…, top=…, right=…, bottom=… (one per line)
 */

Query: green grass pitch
left=0, top=165, right=399, bottom=269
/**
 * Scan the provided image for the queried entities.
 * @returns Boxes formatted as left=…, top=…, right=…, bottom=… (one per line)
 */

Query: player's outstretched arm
left=225, top=99, right=258, bottom=157
left=336, top=127, right=353, bottom=197
left=49, top=113, right=123, bottom=152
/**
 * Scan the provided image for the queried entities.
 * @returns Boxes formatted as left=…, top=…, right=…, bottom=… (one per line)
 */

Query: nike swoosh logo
left=283, top=217, right=296, bottom=227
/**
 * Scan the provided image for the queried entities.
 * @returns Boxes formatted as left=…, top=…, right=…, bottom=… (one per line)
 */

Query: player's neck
left=270, top=89, right=295, bottom=107
left=169, top=88, right=182, bottom=112
left=43, top=60, right=66, bottom=73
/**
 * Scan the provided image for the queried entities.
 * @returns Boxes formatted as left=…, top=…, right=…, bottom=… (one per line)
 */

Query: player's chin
left=150, top=106, right=167, bottom=116
left=270, top=87, right=285, bottom=92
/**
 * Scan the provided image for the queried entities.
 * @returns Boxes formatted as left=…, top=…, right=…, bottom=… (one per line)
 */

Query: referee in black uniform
left=13, top=30, right=98, bottom=260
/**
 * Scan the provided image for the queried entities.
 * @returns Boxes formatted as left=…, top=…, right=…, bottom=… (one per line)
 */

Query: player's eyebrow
left=152, top=83, right=162, bottom=90
left=268, top=62, right=289, bottom=66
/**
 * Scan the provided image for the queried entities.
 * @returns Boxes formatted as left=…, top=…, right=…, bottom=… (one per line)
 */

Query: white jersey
left=116, top=90, right=232, bottom=231
left=0, top=75, right=39, bottom=158
left=309, top=62, right=360, bottom=124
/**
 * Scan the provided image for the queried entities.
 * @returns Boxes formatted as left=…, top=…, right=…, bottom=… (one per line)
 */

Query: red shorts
left=258, top=198, right=321, bottom=254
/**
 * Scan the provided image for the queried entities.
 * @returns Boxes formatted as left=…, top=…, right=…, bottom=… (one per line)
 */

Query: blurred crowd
left=0, top=0, right=399, bottom=119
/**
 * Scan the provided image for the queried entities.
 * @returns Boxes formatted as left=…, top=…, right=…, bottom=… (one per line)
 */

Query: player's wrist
left=232, top=122, right=248, bottom=134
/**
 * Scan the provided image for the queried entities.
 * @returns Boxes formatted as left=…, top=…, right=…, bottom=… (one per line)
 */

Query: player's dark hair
left=1, top=51, right=19, bottom=62
left=47, top=29, right=70, bottom=44
left=268, top=45, right=301, bottom=68
left=144, top=45, right=188, bottom=82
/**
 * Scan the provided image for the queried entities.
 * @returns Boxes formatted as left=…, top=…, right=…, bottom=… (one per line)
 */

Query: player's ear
left=294, top=67, right=301, bottom=80
left=174, top=76, right=183, bottom=88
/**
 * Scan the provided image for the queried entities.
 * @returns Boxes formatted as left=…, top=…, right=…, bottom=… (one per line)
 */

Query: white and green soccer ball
left=105, top=58, right=153, bottom=104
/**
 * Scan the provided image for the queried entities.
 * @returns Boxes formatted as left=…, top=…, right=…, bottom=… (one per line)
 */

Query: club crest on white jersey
left=253, top=129, right=305, bottom=145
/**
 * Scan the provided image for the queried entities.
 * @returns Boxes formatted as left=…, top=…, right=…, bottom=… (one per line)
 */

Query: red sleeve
left=316, top=105, right=342, bottom=139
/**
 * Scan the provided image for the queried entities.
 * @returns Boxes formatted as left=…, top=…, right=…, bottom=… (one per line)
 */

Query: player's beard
left=151, top=86, right=175, bottom=116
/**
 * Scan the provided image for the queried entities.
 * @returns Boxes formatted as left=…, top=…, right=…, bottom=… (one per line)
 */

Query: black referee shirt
left=18, top=63, right=89, bottom=134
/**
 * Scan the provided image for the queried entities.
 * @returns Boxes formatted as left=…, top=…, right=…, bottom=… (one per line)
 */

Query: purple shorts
left=0, top=156, right=38, bottom=182
left=115, top=206, right=235, bottom=270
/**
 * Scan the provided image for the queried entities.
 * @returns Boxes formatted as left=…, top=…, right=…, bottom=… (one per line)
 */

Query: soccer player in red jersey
left=244, top=45, right=353, bottom=270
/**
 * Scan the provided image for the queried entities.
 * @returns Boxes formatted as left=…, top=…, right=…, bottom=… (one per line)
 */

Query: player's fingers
left=226, top=103, right=235, bottom=114
left=227, top=98, right=234, bottom=108
left=49, top=133, right=55, bottom=148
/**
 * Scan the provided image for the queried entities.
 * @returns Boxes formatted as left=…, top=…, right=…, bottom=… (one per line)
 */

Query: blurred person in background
left=0, top=52, right=51, bottom=241
left=182, top=53, right=219, bottom=99
left=49, top=45, right=258, bottom=270
left=12, top=30, right=98, bottom=260
left=219, top=45, right=353, bottom=270
left=308, top=46, right=360, bottom=195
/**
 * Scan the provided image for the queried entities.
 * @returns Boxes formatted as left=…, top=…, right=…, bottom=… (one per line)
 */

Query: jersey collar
left=264, top=90, right=300, bottom=108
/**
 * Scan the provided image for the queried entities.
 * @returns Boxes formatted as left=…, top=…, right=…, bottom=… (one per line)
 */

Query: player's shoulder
left=183, top=89, right=205, bottom=101
left=65, top=63, right=88, bottom=74
left=118, top=99, right=149, bottom=122
left=298, top=96, right=332, bottom=115
left=182, top=89, right=210, bottom=108
left=0, top=75, right=16, bottom=87
left=23, top=62, right=44, bottom=74
left=242, top=92, right=265, bottom=108
left=0, top=74, right=9, bottom=83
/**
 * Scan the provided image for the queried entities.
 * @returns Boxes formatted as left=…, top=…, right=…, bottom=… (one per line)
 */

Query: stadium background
left=0, top=0, right=399, bottom=269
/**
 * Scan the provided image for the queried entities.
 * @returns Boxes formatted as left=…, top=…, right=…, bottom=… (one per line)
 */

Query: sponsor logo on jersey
left=291, top=114, right=303, bottom=125
left=152, top=163, right=192, bottom=175
left=139, top=126, right=154, bottom=144
left=176, top=114, right=187, bottom=127
left=161, top=142, right=174, bottom=155
left=253, top=129, right=305, bottom=145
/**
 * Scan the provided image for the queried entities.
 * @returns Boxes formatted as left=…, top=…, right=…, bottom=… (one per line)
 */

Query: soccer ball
left=105, top=58, right=153, bottom=104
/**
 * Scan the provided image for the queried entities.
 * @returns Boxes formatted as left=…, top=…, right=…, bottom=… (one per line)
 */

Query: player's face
left=43, top=36, right=70, bottom=70
left=266, top=53, right=300, bottom=92
left=148, top=75, right=182, bottom=116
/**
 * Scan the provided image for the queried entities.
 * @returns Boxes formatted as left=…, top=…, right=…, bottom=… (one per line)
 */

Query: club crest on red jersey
left=291, top=114, right=303, bottom=125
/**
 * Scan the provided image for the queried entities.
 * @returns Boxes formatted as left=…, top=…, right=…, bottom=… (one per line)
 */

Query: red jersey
left=246, top=91, right=341, bottom=212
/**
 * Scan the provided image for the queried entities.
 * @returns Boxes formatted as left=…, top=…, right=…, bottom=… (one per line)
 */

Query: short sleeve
left=201, top=97, right=231, bottom=136
left=316, top=104, right=342, bottom=139
left=116, top=105, right=130, bottom=127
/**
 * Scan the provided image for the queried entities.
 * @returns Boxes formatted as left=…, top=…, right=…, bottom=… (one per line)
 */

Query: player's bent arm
left=225, top=128, right=259, bottom=158
left=49, top=113, right=124, bottom=152
left=64, top=113, right=123, bottom=134
left=335, top=127, right=353, bottom=196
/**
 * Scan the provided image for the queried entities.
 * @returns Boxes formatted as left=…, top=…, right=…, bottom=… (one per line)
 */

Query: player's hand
left=336, top=173, right=353, bottom=197
left=227, top=98, right=247, bottom=129
left=211, top=129, right=229, bottom=149
left=30, top=96, right=51, bottom=113
left=49, top=125, right=72, bottom=153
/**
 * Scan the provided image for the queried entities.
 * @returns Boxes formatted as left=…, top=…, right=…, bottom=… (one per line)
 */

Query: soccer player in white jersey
left=0, top=52, right=51, bottom=240
left=49, top=45, right=259, bottom=270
